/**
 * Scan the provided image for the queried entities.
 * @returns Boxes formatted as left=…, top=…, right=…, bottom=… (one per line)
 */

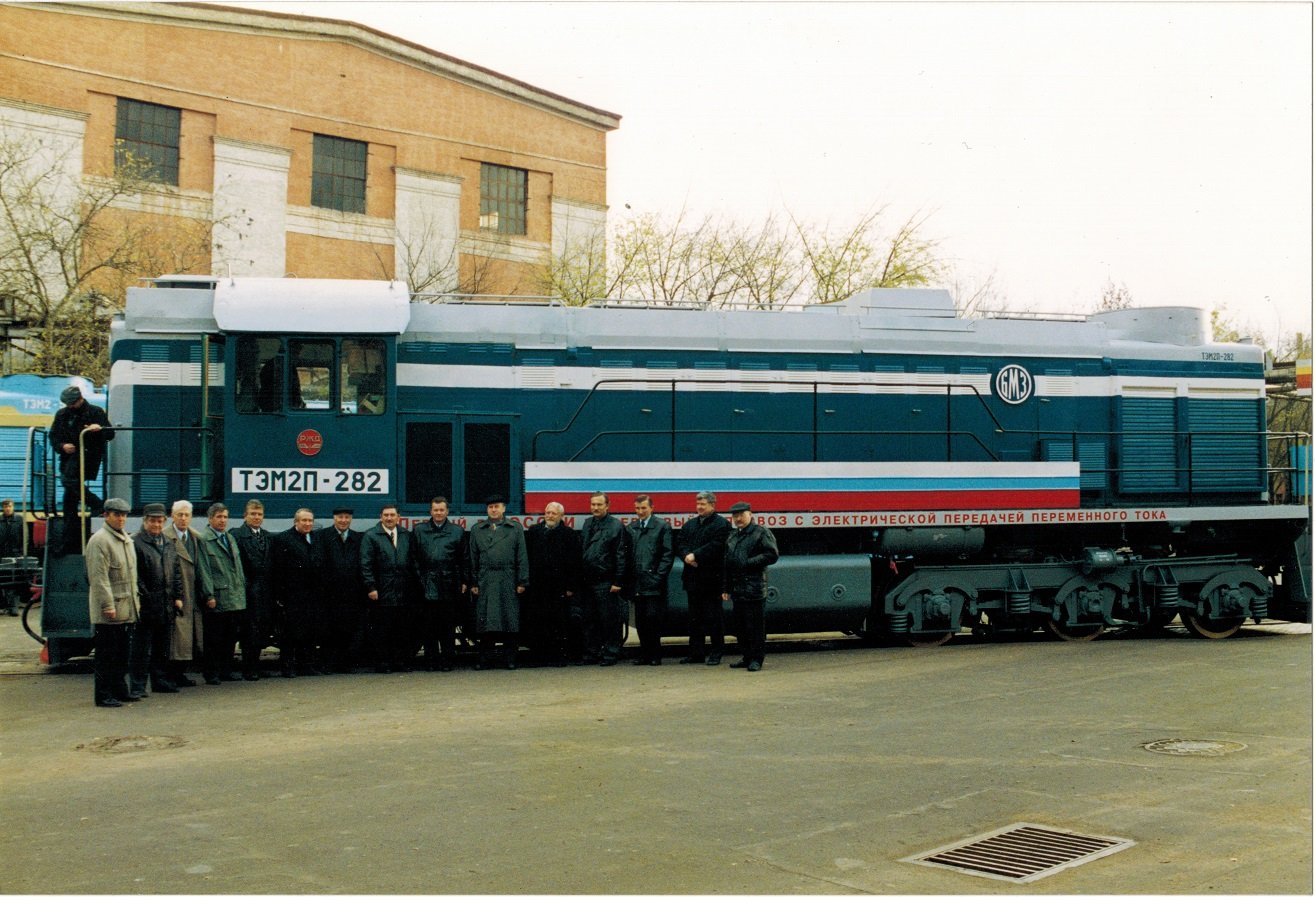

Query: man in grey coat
left=467, top=496, right=528, bottom=670
left=86, top=497, right=138, bottom=706
left=195, top=502, right=247, bottom=685
left=627, top=495, right=674, bottom=666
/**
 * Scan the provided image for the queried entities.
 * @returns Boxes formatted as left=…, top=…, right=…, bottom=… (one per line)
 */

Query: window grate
left=902, top=823, right=1134, bottom=883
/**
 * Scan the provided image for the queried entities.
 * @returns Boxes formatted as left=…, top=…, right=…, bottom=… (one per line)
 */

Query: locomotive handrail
left=530, top=376, right=1007, bottom=463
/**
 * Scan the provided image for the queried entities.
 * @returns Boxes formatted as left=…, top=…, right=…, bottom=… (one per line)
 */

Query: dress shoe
left=222, top=672, right=242, bottom=682
left=679, top=656, right=703, bottom=665
left=705, top=655, right=722, bottom=666
left=648, top=659, right=662, bottom=666
left=119, top=694, right=141, bottom=702
left=95, top=698, right=123, bottom=708
left=174, top=676, right=198, bottom=687
left=439, top=664, right=455, bottom=672
left=243, top=673, right=260, bottom=681
left=746, top=660, right=762, bottom=672
left=505, top=661, right=517, bottom=671
left=729, top=660, right=749, bottom=668
left=599, top=658, right=618, bottom=667
left=152, top=681, right=180, bottom=694
left=632, top=658, right=650, bottom=666
left=282, top=669, right=297, bottom=678
left=204, top=677, right=221, bottom=685
left=129, top=691, right=148, bottom=699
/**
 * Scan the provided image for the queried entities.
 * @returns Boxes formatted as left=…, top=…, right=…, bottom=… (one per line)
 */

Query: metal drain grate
left=903, top=822, right=1135, bottom=883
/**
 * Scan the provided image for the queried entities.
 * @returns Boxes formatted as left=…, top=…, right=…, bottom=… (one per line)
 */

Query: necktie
left=219, top=532, right=230, bottom=552
left=341, top=529, right=348, bottom=542
left=388, top=529, right=396, bottom=547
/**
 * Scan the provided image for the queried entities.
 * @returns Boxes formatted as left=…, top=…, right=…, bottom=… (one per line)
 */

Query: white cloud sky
left=236, top=0, right=1312, bottom=343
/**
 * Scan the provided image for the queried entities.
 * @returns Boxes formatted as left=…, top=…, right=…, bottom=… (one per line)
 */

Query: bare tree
left=1095, top=278, right=1135, bottom=311
left=793, top=206, right=944, bottom=305
left=0, top=127, right=238, bottom=380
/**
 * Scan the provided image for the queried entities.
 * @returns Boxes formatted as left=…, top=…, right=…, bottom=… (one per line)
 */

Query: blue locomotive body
left=72, top=276, right=1305, bottom=655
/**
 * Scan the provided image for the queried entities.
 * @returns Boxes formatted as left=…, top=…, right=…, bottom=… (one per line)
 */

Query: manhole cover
left=1143, top=738, right=1247, bottom=757
left=902, top=823, right=1135, bottom=883
left=76, top=735, right=188, bottom=754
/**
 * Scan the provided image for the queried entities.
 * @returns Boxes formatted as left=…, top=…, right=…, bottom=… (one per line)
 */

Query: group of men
left=84, top=489, right=780, bottom=708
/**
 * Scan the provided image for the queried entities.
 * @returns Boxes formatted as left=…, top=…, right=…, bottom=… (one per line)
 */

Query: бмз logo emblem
left=994, top=365, right=1034, bottom=404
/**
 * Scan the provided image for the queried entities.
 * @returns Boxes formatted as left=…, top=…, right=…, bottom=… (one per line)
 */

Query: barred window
left=115, top=98, right=180, bottom=185
left=479, top=163, right=527, bottom=235
left=311, top=134, right=367, bottom=214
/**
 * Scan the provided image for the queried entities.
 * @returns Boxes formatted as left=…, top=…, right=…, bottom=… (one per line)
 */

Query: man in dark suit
left=231, top=499, right=275, bottom=680
left=627, top=495, right=675, bottom=666
left=360, top=502, right=419, bottom=673
left=0, top=498, right=26, bottom=615
left=677, top=490, right=732, bottom=665
left=524, top=502, right=580, bottom=667
left=271, top=508, right=323, bottom=677
left=314, top=505, right=365, bottom=673
left=578, top=492, right=631, bottom=667
left=129, top=503, right=182, bottom=696
left=414, top=496, right=466, bottom=671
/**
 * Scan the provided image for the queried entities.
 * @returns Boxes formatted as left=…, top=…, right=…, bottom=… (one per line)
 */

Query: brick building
left=0, top=1, right=621, bottom=297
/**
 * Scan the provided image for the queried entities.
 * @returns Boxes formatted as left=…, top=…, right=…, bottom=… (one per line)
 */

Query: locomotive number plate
left=232, top=468, right=389, bottom=494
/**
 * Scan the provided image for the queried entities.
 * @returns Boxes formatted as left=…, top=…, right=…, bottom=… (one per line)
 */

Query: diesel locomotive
left=34, top=276, right=1312, bottom=661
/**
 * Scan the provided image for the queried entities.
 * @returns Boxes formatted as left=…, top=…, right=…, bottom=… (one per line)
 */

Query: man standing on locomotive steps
left=51, top=386, right=113, bottom=553
left=723, top=501, right=779, bottom=672
left=361, top=503, right=418, bottom=673
left=678, top=491, right=731, bottom=665
left=468, top=495, right=528, bottom=670
left=628, top=495, right=674, bottom=666
left=579, top=492, right=631, bottom=666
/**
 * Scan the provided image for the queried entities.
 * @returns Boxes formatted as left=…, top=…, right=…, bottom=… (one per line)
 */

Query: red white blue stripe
left=524, top=461, right=1080, bottom=515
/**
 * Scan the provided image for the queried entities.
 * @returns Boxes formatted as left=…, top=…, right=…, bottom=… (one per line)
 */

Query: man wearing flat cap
left=130, top=502, right=183, bottom=696
left=50, top=386, right=113, bottom=553
left=85, top=498, right=138, bottom=706
left=467, top=495, right=528, bottom=669
left=721, top=502, right=779, bottom=672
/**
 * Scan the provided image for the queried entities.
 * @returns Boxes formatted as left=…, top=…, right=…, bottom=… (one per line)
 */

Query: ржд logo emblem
left=994, top=365, right=1034, bottom=405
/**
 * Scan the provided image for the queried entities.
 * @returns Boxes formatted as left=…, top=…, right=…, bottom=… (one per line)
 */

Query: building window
left=311, top=134, right=367, bottom=214
left=115, top=98, right=180, bottom=185
left=480, top=163, right=527, bottom=235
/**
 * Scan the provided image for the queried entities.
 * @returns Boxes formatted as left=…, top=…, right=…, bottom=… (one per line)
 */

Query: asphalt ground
left=0, top=611, right=1310, bottom=895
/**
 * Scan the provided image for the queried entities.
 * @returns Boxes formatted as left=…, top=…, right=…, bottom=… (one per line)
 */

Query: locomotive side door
left=398, top=414, right=520, bottom=518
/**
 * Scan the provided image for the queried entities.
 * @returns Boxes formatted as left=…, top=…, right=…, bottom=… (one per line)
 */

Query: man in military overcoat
left=627, top=495, right=674, bottom=666
left=467, top=496, right=528, bottom=670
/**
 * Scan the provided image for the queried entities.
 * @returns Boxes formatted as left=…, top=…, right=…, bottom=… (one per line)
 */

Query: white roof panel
left=212, top=278, right=410, bottom=333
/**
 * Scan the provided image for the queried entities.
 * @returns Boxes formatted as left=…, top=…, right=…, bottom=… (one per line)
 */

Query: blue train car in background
left=0, top=373, right=104, bottom=521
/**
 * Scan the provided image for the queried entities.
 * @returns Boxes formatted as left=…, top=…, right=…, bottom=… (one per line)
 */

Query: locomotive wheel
left=1041, top=616, right=1105, bottom=641
left=904, top=630, right=955, bottom=648
left=1181, top=612, right=1243, bottom=640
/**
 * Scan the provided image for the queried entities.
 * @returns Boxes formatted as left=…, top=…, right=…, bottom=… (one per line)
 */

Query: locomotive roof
left=122, top=278, right=1262, bottom=365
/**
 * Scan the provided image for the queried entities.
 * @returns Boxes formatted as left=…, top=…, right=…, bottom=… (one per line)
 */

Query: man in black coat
left=524, top=501, right=581, bottom=666
left=231, top=499, right=275, bottom=680
left=627, top=495, right=675, bottom=666
left=0, top=498, right=25, bottom=615
left=722, top=502, right=780, bottom=672
left=50, top=386, right=114, bottom=553
left=314, top=505, right=365, bottom=673
left=129, top=503, right=182, bottom=695
left=360, top=502, right=419, bottom=673
left=414, top=496, right=465, bottom=671
left=271, top=508, right=323, bottom=677
left=677, top=490, right=732, bottom=665
left=578, top=492, right=631, bottom=666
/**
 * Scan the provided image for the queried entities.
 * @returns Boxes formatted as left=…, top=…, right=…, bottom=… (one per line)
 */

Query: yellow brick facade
left=0, top=1, right=619, bottom=292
